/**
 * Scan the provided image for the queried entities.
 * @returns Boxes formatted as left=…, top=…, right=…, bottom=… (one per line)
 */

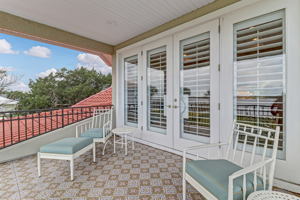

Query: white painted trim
left=116, top=0, right=261, bottom=54
left=274, top=179, right=300, bottom=194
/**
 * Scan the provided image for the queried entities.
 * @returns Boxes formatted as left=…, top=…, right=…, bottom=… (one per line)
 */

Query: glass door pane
left=124, top=55, right=138, bottom=126
left=233, top=10, right=285, bottom=156
left=147, top=46, right=167, bottom=134
left=180, top=33, right=211, bottom=142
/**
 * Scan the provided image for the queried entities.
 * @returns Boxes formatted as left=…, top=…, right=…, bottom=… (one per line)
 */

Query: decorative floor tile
left=0, top=141, right=299, bottom=200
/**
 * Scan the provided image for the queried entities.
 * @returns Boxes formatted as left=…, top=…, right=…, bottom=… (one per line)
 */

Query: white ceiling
left=0, top=0, right=214, bottom=45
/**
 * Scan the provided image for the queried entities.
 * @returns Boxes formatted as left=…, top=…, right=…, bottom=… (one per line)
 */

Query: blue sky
left=0, top=33, right=111, bottom=92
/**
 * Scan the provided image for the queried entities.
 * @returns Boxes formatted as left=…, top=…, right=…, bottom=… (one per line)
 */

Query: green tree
left=17, top=67, right=111, bottom=110
left=0, top=70, right=17, bottom=95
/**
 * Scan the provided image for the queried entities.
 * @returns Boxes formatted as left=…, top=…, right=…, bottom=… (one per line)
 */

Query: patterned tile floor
left=0, top=141, right=298, bottom=200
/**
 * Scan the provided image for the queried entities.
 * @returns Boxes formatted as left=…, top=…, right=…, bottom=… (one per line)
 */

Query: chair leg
left=70, top=159, right=74, bottom=181
left=102, top=140, right=111, bottom=155
left=93, top=142, right=96, bottom=162
left=183, top=177, right=186, bottom=200
left=37, top=152, right=41, bottom=177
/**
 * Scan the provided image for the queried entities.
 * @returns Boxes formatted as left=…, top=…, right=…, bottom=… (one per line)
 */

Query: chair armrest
left=229, top=158, right=273, bottom=179
left=228, top=158, right=274, bottom=200
left=184, top=143, right=228, bottom=153
left=75, top=121, right=92, bottom=137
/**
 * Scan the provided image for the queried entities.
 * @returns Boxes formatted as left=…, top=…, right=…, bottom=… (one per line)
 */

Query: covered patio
left=1, top=142, right=298, bottom=200
left=1, top=0, right=300, bottom=199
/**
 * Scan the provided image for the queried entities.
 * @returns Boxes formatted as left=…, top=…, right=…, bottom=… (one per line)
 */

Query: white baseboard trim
left=128, top=136, right=300, bottom=194
left=274, top=178, right=300, bottom=193
left=127, top=136, right=197, bottom=160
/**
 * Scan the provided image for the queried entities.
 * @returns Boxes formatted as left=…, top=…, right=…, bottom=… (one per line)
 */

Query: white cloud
left=77, top=53, right=112, bottom=75
left=0, top=66, right=15, bottom=72
left=8, top=81, right=30, bottom=92
left=38, top=68, right=57, bottom=78
left=0, top=39, right=18, bottom=54
left=24, top=46, right=51, bottom=58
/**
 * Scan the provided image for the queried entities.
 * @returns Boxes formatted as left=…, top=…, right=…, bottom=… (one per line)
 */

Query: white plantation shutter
left=147, top=47, right=167, bottom=133
left=233, top=10, right=285, bottom=152
left=124, top=55, right=138, bottom=126
left=180, top=32, right=210, bottom=140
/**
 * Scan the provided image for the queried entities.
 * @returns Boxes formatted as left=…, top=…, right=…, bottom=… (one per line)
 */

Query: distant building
left=0, top=96, right=18, bottom=112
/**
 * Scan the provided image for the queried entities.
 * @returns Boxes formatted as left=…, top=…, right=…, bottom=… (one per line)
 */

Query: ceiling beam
left=0, top=11, right=114, bottom=55
left=115, top=0, right=240, bottom=50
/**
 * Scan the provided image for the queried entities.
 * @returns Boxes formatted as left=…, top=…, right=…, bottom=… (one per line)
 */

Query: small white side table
left=112, top=127, right=137, bottom=155
left=248, top=191, right=300, bottom=200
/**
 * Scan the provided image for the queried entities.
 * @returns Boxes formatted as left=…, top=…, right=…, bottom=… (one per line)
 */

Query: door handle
left=167, top=105, right=172, bottom=108
left=173, top=105, right=178, bottom=109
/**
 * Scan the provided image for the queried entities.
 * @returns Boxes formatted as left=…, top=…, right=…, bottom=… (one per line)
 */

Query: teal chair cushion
left=186, top=159, right=264, bottom=200
left=40, top=137, right=93, bottom=154
left=80, top=128, right=104, bottom=138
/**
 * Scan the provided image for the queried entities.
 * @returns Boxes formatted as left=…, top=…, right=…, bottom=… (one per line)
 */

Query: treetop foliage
left=6, top=67, right=111, bottom=110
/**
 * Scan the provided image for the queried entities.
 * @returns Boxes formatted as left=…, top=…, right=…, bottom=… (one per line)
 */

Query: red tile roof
left=72, top=86, right=112, bottom=107
left=0, top=87, right=112, bottom=148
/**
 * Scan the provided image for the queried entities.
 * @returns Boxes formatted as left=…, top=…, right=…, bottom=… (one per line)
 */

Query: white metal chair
left=183, top=121, right=280, bottom=200
left=76, top=107, right=113, bottom=156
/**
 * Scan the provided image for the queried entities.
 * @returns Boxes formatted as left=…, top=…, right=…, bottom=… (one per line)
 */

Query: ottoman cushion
left=40, top=137, right=93, bottom=154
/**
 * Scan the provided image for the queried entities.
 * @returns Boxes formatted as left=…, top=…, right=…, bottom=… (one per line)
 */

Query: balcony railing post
left=38, top=112, right=41, bottom=135
left=10, top=113, right=13, bottom=145
left=17, top=113, right=20, bottom=142
left=72, top=108, right=74, bottom=123
left=62, top=108, right=64, bottom=128
left=67, top=109, right=69, bottom=125
left=32, top=112, right=34, bottom=136
left=56, top=112, right=58, bottom=128
left=50, top=110, right=53, bottom=131
left=2, top=115, right=5, bottom=148
left=44, top=111, right=47, bottom=132
left=25, top=113, right=28, bottom=140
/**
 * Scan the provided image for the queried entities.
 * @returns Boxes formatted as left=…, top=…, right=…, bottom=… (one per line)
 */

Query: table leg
left=37, top=152, right=41, bottom=177
left=113, top=133, right=116, bottom=154
left=93, top=142, right=96, bottom=162
left=132, top=136, right=135, bottom=150
left=125, top=134, right=128, bottom=155
left=70, top=159, right=74, bottom=181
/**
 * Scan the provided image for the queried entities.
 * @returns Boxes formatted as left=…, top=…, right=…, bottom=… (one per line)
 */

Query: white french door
left=173, top=19, right=220, bottom=151
left=120, top=48, right=143, bottom=138
left=141, top=37, right=174, bottom=147
left=120, top=20, right=220, bottom=150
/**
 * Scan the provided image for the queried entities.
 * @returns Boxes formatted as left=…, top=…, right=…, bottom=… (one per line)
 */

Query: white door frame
left=117, top=47, right=143, bottom=138
left=141, top=36, right=174, bottom=148
left=173, top=19, right=220, bottom=151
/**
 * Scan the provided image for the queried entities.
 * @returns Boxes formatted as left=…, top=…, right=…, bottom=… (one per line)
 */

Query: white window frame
left=220, top=0, right=300, bottom=187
